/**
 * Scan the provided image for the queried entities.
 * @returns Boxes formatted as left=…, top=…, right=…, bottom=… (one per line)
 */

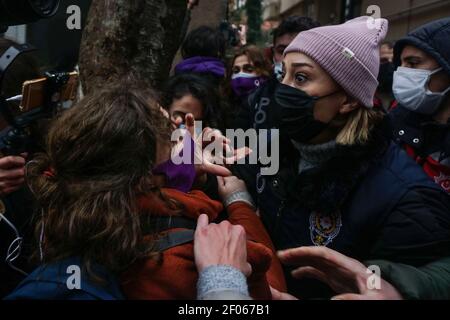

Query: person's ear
left=339, top=95, right=360, bottom=115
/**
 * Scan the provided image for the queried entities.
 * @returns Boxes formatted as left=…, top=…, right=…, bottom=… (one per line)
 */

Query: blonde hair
left=336, top=107, right=384, bottom=146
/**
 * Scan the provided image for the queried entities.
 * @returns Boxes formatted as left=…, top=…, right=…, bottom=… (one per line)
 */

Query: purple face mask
left=231, top=73, right=267, bottom=98
left=152, top=134, right=196, bottom=193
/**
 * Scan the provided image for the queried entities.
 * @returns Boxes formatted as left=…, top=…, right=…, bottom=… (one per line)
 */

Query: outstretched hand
left=276, top=246, right=403, bottom=300
left=172, top=113, right=252, bottom=178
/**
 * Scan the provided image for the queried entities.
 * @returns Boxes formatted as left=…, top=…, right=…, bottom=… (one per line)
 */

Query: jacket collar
left=390, top=105, right=450, bottom=157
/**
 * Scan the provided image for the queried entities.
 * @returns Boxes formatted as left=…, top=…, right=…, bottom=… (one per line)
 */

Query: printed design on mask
left=434, top=172, right=450, bottom=192
left=231, top=73, right=267, bottom=98
left=309, top=210, right=342, bottom=246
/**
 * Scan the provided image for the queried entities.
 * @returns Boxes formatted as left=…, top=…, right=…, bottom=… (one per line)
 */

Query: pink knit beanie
left=284, top=16, right=388, bottom=108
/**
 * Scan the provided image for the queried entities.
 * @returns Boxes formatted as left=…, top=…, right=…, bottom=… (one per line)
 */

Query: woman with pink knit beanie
left=237, top=16, right=450, bottom=300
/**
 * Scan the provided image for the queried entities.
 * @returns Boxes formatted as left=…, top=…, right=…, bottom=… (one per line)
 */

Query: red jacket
left=121, top=189, right=286, bottom=299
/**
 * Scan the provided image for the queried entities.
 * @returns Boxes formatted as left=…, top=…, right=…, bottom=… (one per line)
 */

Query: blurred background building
left=4, top=0, right=229, bottom=71
left=255, top=0, right=450, bottom=41
left=3, top=0, right=450, bottom=67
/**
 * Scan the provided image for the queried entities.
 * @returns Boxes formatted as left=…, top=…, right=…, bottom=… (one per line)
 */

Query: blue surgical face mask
left=393, top=66, right=450, bottom=115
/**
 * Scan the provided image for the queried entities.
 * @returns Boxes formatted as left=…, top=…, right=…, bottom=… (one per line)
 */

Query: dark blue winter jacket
left=4, top=257, right=124, bottom=300
left=233, top=118, right=450, bottom=299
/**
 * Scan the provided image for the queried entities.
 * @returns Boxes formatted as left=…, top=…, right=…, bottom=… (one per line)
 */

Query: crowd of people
left=0, top=9, right=449, bottom=300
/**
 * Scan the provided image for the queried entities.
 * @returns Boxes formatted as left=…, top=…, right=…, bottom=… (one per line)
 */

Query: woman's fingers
left=278, top=246, right=328, bottom=267
left=278, top=246, right=350, bottom=269
left=0, top=167, right=25, bottom=180
left=243, top=262, right=252, bottom=278
left=184, top=113, right=196, bottom=137
left=203, top=162, right=232, bottom=177
left=280, top=247, right=371, bottom=295
left=225, top=147, right=253, bottom=164
left=270, top=286, right=298, bottom=300
left=0, top=156, right=26, bottom=170
left=291, top=266, right=330, bottom=284
left=331, top=293, right=366, bottom=300
left=216, top=175, right=225, bottom=186
left=196, top=214, right=209, bottom=229
left=202, top=128, right=230, bottom=146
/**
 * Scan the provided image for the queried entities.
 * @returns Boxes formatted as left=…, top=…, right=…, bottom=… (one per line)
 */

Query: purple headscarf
left=175, top=56, right=226, bottom=78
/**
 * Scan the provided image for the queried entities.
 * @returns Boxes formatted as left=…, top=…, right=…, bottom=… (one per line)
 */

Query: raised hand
left=277, top=246, right=403, bottom=300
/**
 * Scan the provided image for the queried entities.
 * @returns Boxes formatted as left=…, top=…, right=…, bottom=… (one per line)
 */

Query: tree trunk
left=79, top=0, right=187, bottom=94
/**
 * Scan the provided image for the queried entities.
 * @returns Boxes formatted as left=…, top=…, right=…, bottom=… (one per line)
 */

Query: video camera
left=0, top=0, right=77, bottom=156
left=0, top=0, right=60, bottom=34
left=0, top=44, right=78, bottom=155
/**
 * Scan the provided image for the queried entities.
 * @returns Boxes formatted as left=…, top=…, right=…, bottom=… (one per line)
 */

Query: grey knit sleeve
left=197, top=265, right=251, bottom=300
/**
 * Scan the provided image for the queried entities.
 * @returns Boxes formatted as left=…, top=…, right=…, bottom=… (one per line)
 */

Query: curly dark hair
left=27, top=79, right=173, bottom=276
left=273, top=16, right=321, bottom=45
left=162, top=73, right=225, bottom=131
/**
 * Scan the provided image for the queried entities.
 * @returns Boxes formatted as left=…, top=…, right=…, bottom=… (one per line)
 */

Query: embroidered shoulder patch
left=309, top=211, right=342, bottom=246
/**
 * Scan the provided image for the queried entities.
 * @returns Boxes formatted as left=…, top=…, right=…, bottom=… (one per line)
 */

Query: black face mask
left=377, top=62, right=395, bottom=94
left=274, top=83, right=335, bottom=143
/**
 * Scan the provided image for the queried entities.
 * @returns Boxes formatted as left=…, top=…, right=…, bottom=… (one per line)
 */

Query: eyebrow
left=291, top=62, right=314, bottom=68
left=275, top=45, right=287, bottom=50
left=403, top=55, right=422, bottom=61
